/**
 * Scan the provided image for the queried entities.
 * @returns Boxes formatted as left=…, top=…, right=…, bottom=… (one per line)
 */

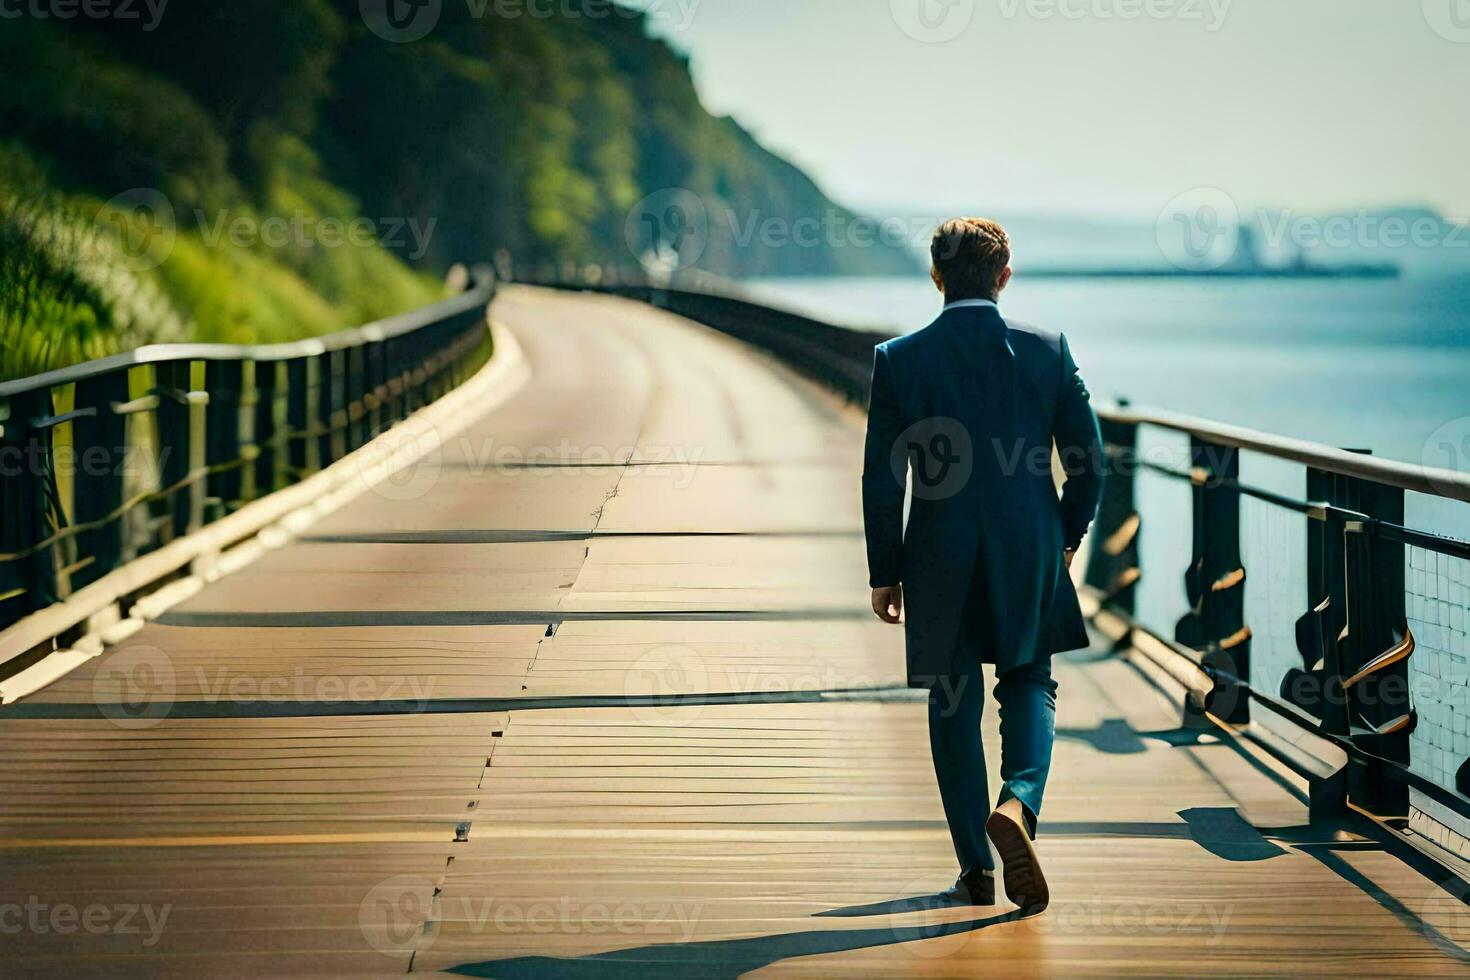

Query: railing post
left=345, top=344, right=367, bottom=453
left=254, top=361, right=282, bottom=496
left=153, top=360, right=197, bottom=542
left=1294, top=464, right=1411, bottom=820
left=1340, top=477, right=1411, bottom=819
left=1301, top=467, right=1351, bottom=819
left=153, top=362, right=207, bottom=543
left=383, top=335, right=406, bottom=425
left=204, top=360, right=245, bottom=519
left=1175, top=437, right=1250, bottom=725
left=69, top=371, right=129, bottom=589
left=286, top=356, right=319, bottom=480
left=363, top=339, right=387, bottom=440
left=319, top=348, right=345, bottom=467
left=1084, top=414, right=1141, bottom=619
left=0, top=389, right=60, bottom=628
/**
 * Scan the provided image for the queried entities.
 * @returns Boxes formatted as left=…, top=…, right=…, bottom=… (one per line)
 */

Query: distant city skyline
left=644, top=0, right=1470, bottom=221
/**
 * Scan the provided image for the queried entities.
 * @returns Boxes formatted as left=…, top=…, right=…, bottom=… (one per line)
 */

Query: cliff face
left=313, top=1, right=918, bottom=277
left=0, top=2, right=914, bottom=378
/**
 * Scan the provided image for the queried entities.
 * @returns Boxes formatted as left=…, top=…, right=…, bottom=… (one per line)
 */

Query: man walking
left=863, top=218, right=1105, bottom=912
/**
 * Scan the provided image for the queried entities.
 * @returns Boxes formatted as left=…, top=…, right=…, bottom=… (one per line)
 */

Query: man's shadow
left=449, top=902, right=1034, bottom=979
left=1056, top=718, right=1218, bottom=755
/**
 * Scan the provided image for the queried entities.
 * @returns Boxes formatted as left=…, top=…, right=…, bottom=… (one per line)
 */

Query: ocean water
left=743, top=273, right=1470, bottom=469
left=744, top=273, right=1470, bottom=732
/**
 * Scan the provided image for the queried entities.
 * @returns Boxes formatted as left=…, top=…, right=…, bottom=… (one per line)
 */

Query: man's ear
left=930, top=266, right=945, bottom=294
left=996, top=265, right=1013, bottom=294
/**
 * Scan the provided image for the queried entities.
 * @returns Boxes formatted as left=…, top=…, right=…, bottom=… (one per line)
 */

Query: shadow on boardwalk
left=449, top=905, right=1033, bottom=979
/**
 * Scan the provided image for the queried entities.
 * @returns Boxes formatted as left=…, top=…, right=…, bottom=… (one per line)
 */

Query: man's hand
left=1063, top=549, right=1077, bottom=569
left=872, top=585, right=903, bottom=624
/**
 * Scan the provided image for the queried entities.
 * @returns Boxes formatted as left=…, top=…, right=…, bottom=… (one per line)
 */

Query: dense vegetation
left=0, top=2, right=914, bottom=380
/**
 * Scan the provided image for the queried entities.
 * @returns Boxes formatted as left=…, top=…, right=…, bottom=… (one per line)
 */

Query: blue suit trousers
left=927, top=657, right=1058, bottom=875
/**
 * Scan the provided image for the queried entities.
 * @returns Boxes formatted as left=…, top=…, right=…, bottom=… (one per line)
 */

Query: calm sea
left=744, top=273, right=1470, bottom=469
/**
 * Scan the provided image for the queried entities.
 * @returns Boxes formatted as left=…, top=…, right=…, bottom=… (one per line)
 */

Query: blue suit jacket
left=862, top=304, right=1105, bottom=685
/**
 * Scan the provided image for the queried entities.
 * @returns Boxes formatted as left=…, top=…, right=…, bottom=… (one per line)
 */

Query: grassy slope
left=0, top=23, right=440, bottom=382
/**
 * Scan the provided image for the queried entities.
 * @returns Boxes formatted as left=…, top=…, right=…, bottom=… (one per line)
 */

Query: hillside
left=0, top=3, right=916, bottom=381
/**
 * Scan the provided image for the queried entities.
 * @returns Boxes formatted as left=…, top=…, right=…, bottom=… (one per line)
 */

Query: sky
left=642, top=0, right=1470, bottom=221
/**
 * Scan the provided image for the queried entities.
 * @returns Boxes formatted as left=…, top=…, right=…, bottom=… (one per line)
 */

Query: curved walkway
left=0, top=287, right=1465, bottom=977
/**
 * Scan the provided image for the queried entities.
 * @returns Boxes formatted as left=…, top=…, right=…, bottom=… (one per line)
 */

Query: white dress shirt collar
left=943, top=298, right=999, bottom=313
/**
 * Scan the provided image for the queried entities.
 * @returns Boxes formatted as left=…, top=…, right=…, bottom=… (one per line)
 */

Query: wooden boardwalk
left=1, top=286, right=1467, bottom=977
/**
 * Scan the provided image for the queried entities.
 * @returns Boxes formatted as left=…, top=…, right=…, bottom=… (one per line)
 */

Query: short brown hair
left=930, top=218, right=1010, bottom=301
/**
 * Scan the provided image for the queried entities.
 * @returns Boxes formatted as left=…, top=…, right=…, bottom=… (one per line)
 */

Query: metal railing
left=0, top=272, right=496, bottom=634
left=534, top=281, right=882, bottom=402
left=1083, top=407, right=1470, bottom=828
left=531, top=277, right=1470, bottom=831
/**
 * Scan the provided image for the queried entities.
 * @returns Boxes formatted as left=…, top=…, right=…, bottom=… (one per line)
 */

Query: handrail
left=1102, top=404, right=1470, bottom=504
left=0, top=273, right=496, bottom=398
left=1, top=268, right=498, bottom=638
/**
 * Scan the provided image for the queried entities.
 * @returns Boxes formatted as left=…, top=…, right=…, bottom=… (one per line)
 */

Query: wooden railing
left=0, top=272, right=496, bottom=634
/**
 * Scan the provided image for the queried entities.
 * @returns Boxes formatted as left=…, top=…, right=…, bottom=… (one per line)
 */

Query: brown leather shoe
left=986, top=798, right=1050, bottom=913
left=941, top=869, right=996, bottom=906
